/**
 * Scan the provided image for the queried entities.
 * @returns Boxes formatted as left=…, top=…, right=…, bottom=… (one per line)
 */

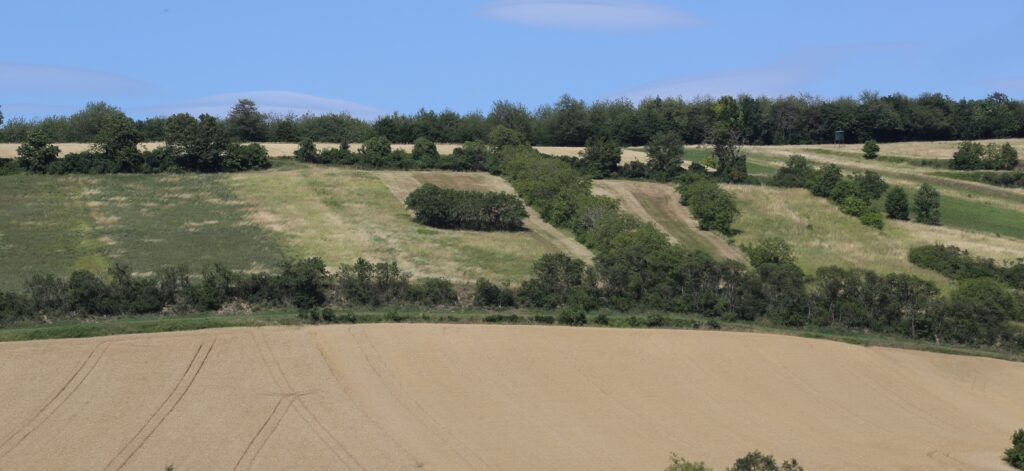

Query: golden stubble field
left=1, top=324, right=1022, bottom=470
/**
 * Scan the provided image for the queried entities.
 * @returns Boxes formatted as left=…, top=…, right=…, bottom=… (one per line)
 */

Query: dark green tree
left=862, top=139, right=880, bottom=159
left=679, top=180, right=738, bottom=233
left=487, top=100, right=532, bottom=138
left=884, top=187, right=910, bottom=220
left=16, top=131, right=61, bottom=172
left=951, top=141, right=984, bottom=170
left=580, top=136, right=621, bottom=177
left=913, top=183, right=941, bottom=225
left=1006, top=428, right=1024, bottom=470
left=487, top=125, right=528, bottom=148
left=412, top=137, right=440, bottom=167
left=810, top=164, right=842, bottom=197
left=225, top=99, right=268, bottom=142
left=294, top=138, right=319, bottom=163
left=772, top=155, right=815, bottom=188
left=853, top=170, right=888, bottom=199
left=645, top=132, right=684, bottom=178
left=743, top=237, right=795, bottom=268
left=728, top=450, right=803, bottom=471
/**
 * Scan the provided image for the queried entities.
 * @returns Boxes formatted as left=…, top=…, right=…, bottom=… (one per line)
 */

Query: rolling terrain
left=1, top=324, right=1022, bottom=470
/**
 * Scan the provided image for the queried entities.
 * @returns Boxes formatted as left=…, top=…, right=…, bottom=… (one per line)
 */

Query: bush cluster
left=772, top=156, right=887, bottom=228
left=678, top=173, right=738, bottom=234
left=404, top=184, right=527, bottom=231
left=909, top=244, right=1024, bottom=290
left=980, top=170, right=1024, bottom=188
left=665, top=450, right=802, bottom=471
left=951, top=141, right=1019, bottom=170
left=1007, top=429, right=1024, bottom=470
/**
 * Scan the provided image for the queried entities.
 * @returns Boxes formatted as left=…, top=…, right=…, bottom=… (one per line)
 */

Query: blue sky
left=3, top=0, right=1023, bottom=120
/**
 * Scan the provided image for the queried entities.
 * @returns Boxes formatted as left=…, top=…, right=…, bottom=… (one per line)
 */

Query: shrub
left=810, top=164, right=842, bottom=197
left=884, top=187, right=910, bottom=220
left=412, top=137, right=440, bottom=168
left=532, top=315, right=555, bottom=324
left=913, top=183, right=941, bottom=225
left=409, top=278, right=458, bottom=305
left=487, top=125, right=528, bottom=148
left=853, top=170, right=888, bottom=200
left=839, top=195, right=869, bottom=216
left=519, top=253, right=596, bottom=308
left=858, top=209, right=885, bottom=229
left=405, top=184, right=528, bottom=231
left=294, top=138, right=319, bottom=162
left=664, top=454, right=712, bottom=471
left=743, top=237, right=795, bottom=268
left=557, top=308, right=588, bottom=326
left=988, top=142, right=1019, bottom=170
left=772, top=155, right=815, bottom=188
left=952, top=141, right=985, bottom=170
left=16, top=131, right=60, bottom=172
left=679, top=180, right=738, bottom=234
left=334, top=259, right=409, bottom=306
left=728, top=451, right=803, bottom=471
left=645, top=132, right=685, bottom=179
left=580, top=136, right=621, bottom=177
left=938, top=278, right=1015, bottom=345
left=862, top=139, right=880, bottom=159
left=1006, top=428, right=1024, bottom=470
left=474, top=278, right=516, bottom=307
left=359, top=136, right=392, bottom=166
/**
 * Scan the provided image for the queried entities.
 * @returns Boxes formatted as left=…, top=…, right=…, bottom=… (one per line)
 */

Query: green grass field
left=0, top=173, right=283, bottom=290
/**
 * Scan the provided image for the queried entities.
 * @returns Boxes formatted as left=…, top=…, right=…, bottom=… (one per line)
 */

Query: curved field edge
left=1, top=323, right=1022, bottom=470
left=1, top=309, right=1021, bottom=363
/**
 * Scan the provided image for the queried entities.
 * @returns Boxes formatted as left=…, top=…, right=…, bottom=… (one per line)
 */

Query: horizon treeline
left=2, top=91, right=1024, bottom=146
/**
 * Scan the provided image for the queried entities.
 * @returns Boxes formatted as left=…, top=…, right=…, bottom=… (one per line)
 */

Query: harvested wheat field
left=1, top=324, right=1022, bottom=470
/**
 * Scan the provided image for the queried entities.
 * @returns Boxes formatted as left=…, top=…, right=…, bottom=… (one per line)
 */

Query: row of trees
left=8, top=112, right=270, bottom=174
left=909, top=244, right=1024, bottom=290
left=951, top=141, right=1020, bottom=170
left=6, top=91, right=1024, bottom=146
left=771, top=155, right=941, bottom=227
left=405, top=184, right=528, bottom=231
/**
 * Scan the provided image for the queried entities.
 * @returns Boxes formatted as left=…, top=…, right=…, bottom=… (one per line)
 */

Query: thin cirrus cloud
left=620, top=65, right=817, bottom=102
left=480, top=0, right=697, bottom=32
left=138, top=91, right=383, bottom=121
left=0, top=63, right=152, bottom=96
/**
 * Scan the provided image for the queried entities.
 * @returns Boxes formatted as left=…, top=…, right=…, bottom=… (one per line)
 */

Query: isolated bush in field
left=223, top=143, right=270, bottom=171
left=645, top=132, right=685, bottom=178
left=412, top=137, right=440, bottom=167
left=405, top=184, right=527, bottom=231
left=771, top=155, right=815, bottom=188
left=743, top=237, right=795, bottom=268
left=487, top=125, right=528, bottom=148
left=913, top=183, right=941, bottom=225
left=580, top=135, right=622, bottom=177
left=988, top=142, right=1019, bottom=170
left=294, top=138, right=319, bottom=163
left=1006, top=428, right=1024, bottom=470
left=884, top=187, right=910, bottom=220
left=16, top=131, right=60, bottom=172
left=862, top=139, right=880, bottom=159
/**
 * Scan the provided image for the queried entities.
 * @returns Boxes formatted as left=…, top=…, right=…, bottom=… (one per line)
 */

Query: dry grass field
left=0, top=324, right=1022, bottom=470
left=725, top=184, right=1024, bottom=287
left=777, top=138, right=1024, bottom=160
left=228, top=165, right=590, bottom=282
left=592, top=179, right=744, bottom=261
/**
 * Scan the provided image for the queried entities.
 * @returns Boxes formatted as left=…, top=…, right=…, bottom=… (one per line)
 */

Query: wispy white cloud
left=138, top=91, right=383, bottom=120
left=480, top=0, right=697, bottom=32
left=0, top=63, right=151, bottom=96
left=620, top=65, right=817, bottom=101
